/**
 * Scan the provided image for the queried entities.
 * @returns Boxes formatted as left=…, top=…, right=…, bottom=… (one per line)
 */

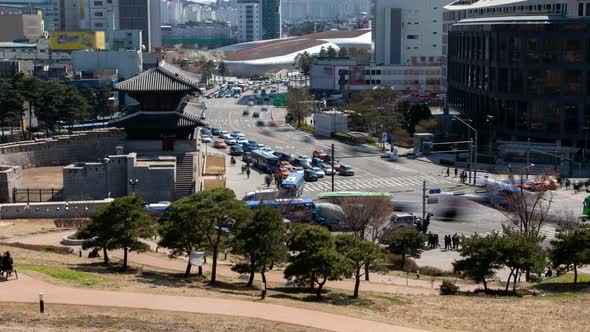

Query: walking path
left=0, top=274, right=427, bottom=332
left=5, top=231, right=471, bottom=295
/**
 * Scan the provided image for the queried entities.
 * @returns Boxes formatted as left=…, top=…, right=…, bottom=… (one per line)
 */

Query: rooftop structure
left=111, top=61, right=204, bottom=142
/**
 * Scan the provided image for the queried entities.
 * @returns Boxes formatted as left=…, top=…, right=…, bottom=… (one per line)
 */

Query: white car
left=237, top=138, right=248, bottom=145
left=261, top=147, right=274, bottom=153
left=221, top=130, right=229, bottom=136
left=224, top=138, right=237, bottom=146
left=311, top=167, right=325, bottom=178
left=201, top=135, right=212, bottom=143
left=293, top=167, right=304, bottom=173
left=221, top=133, right=232, bottom=139
left=236, top=133, right=246, bottom=140
left=255, top=143, right=266, bottom=149
left=320, top=164, right=334, bottom=175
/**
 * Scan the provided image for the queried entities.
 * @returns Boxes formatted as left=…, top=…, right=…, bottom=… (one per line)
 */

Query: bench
left=1, top=270, right=18, bottom=280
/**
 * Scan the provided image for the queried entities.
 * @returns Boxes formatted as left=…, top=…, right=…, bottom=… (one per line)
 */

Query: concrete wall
left=0, top=14, right=42, bottom=42
left=72, top=50, right=143, bottom=79
left=0, top=200, right=110, bottom=219
left=122, top=139, right=196, bottom=154
left=314, top=112, right=348, bottom=137
left=0, top=166, right=23, bottom=203
left=0, top=128, right=125, bottom=168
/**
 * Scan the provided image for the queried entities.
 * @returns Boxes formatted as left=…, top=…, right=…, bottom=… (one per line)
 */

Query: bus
left=317, top=191, right=393, bottom=203
left=279, top=172, right=305, bottom=198
left=245, top=198, right=315, bottom=222
left=251, top=149, right=279, bottom=172
left=583, top=195, right=590, bottom=221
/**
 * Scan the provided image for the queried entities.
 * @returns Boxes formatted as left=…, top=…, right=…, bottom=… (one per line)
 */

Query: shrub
left=439, top=159, right=455, bottom=166
left=387, top=254, right=417, bottom=272
left=419, top=265, right=455, bottom=277
left=440, top=279, right=459, bottom=295
left=333, top=131, right=354, bottom=142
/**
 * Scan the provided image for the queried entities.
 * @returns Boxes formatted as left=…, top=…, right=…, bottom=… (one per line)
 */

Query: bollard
left=261, top=282, right=266, bottom=300
left=79, top=249, right=82, bottom=257
left=39, top=291, right=44, bottom=313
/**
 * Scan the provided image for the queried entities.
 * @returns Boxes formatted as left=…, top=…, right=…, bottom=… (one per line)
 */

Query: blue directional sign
left=382, top=132, right=388, bottom=142
left=429, top=188, right=441, bottom=194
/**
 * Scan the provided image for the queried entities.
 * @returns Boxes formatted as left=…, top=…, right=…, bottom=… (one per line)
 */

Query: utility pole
left=526, top=138, right=531, bottom=179
left=422, top=180, right=426, bottom=221
left=473, top=129, right=478, bottom=185
left=583, top=123, right=589, bottom=168
left=331, top=143, right=335, bottom=192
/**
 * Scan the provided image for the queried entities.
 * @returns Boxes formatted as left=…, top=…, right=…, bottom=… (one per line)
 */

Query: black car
left=230, top=146, right=244, bottom=156
left=293, top=158, right=311, bottom=169
left=242, top=151, right=252, bottom=163
left=253, top=112, right=260, bottom=118
left=274, top=151, right=294, bottom=162
left=304, top=169, right=318, bottom=182
left=242, top=109, right=249, bottom=116
left=256, top=120, right=265, bottom=126
left=211, top=128, right=221, bottom=135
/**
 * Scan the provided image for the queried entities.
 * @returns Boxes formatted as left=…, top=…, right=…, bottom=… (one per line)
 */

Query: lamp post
left=486, top=115, right=495, bottom=162
left=453, top=116, right=478, bottom=185
left=129, top=178, right=139, bottom=195
left=522, top=163, right=535, bottom=181
left=583, top=123, right=589, bottom=167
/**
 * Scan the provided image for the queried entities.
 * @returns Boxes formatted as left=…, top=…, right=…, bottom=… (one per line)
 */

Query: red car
left=214, top=139, right=227, bottom=149
left=312, top=150, right=328, bottom=159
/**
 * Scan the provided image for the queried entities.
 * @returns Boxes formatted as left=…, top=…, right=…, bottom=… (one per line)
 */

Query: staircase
left=175, top=153, right=195, bottom=199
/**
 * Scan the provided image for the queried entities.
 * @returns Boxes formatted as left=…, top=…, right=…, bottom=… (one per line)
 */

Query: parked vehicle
left=304, top=169, right=318, bottom=182
left=230, top=146, right=244, bottom=156
left=312, top=150, right=328, bottom=159
left=224, top=138, right=237, bottom=146
left=338, top=164, right=354, bottom=176
left=214, top=139, right=227, bottom=149
left=242, top=109, right=249, bottom=116
left=201, top=134, right=212, bottom=143
left=311, top=166, right=325, bottom=178
left=319, top=164, right=334, bottom=175
left=256, top=120, right=265, bottom=126
left=311, top=157, right=325, bottom=167
left=293, top=157, right=311, bottom=169
left=211, top=128, right=221, bottom=135
left=253, top=112, right=260, bottom=118
left=243, top=189, right=278, bottom=201
left=242, top=151, right=252, bottom=163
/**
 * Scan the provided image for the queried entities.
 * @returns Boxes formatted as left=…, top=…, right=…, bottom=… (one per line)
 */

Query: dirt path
left=0, top=274, right=427, bottom=332
left=4, top=231, right=477, bottom=295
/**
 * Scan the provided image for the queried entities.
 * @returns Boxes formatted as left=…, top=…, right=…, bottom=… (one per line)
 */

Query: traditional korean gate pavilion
left=111, top=60, right=204, bottom=150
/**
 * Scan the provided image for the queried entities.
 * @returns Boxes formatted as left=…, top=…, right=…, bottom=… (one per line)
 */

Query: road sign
left=429, top=188, right=441, bottom=194
left=382, top=132, right=388, bottom=142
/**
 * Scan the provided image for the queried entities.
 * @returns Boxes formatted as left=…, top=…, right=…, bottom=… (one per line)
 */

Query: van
left=389, top=213, right=418, bottom=228
left=243, top=189, right=278, bottom=201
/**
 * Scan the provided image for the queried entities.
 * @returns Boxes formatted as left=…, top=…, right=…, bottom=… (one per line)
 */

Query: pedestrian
left=454, top=167, right=458, bottom=177
left=241, top=164, right=246, bottom=173
left=230, top=156, right=236, bottom=166
left=265, top=175, right=271, bottom=188
left=427, top=232, right=433, bottom=249
left=1, top=251, right=13, bottom=274
left=565, top=178, right=571, bottom=190
left=434, top=234, right=439, bottom=248
left=446, top=167, right=450, bottom=177
left=246, top=168, right=251, bottom=179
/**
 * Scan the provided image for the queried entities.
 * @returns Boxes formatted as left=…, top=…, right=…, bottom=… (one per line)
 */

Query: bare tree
left=337, top=196, right=392, bottom=280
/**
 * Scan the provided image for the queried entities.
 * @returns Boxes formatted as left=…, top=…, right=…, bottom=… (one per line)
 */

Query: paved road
left=0, top=274, right=427, bottom=332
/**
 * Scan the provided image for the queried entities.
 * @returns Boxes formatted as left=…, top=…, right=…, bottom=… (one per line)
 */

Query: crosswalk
left=303, top=175, right=455, bottom=193
left=428, top=223, right=558, bottom=241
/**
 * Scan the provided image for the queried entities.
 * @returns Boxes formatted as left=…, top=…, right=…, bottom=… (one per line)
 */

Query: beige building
left=0, top=14, right=43, bottom=42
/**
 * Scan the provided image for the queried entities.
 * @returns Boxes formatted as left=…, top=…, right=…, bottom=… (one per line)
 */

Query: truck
left=242, top=189, right=278, bottom=201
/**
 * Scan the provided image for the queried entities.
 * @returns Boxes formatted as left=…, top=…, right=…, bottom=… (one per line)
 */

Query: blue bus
left=251, top=149, right=279, bottom=172
left=279, top=172, right=305, bottom=198
left=245, top=198, right=315, bottom=222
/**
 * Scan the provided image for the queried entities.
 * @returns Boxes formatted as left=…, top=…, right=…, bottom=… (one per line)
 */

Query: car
left=214, top=139, right=227, bottom=149
left=211, top=128, right=221, bottom=135
left=201, top=129, right=211, bottom=136
left=256, top=120, right=265, bottom=126
left=201, top=135, right=212, bottom=143
left=224, top=138, right=237, bottom=146
left=269, top=120, right=278, bottom=127
left=255, top=143, right=266, bottom=149
left=278, top=167, right=291, bottom=178
left=311, top=157, right=325, bottom=167
left=230, top=131, right=241, bottom=138
left=320, top=164, right=334, bottom=175
left=253, top=112, right=260, bottom=118
left=293, top=157, right=311, bottom=169
left=338, top=165, right=354, bottom=176
left=221, top=130, right=229, bottom=136
left=242, top=109, right=250, bottom=116
left=242, top=142, right=256, bottom=152
left=237, top=138, right=248, bottom=145
left=248, top=101, right=254, bottom=107
left=311, top=167, right=325, bottom=178
left=236, top=133, right=246, bottom=140
left=242, top=152, right=252, bottom=163
left=304, top=169, right=318, bottom=182
left=221, top=133, right=232, bottom=139
left=230, top=146, right=244, bottom=156
left=225, top=94, right=232, bottom=98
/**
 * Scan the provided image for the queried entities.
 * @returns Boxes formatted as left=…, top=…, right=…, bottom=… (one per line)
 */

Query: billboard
left=50, top=32, right=106, bottom=50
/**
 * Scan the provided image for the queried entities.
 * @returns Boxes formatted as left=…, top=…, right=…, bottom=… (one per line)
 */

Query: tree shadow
left=532, top=282, right=590, bottom=293
left=270, top=287, right=374, bottom=306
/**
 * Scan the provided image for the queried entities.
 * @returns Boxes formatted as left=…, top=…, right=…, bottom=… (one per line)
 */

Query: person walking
left=446, top=167, right=450, bottom=177
left=454, top=167, right=458, bottom=177
left=265, top=175, right=271, bottom=188
left=246, top=168, right=251, bottom=179
left=565, top=178, right=571, bottom=190
left=241, top=164, right=246, bottom=173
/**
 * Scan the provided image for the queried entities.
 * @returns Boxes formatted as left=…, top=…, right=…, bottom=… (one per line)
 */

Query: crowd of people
left=427, top=232, right=460, bottom=251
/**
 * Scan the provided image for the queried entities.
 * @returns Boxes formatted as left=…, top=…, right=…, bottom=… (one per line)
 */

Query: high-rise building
left=443, top=0, right=589, bottom=163
left=373, top=0, right=446, bottom=66
left=0, top=14, right=43, bottom=42
left=260, top=0, right=280, bottom=39
left=116, top=0, right=161, bottom=50
left=237, top=0, right=261, bottom=42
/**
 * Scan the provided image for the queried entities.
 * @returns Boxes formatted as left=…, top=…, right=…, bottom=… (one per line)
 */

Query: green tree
left=381, top=227, right=426, bottom=269
left=77, top=207, right=119, bottom=264
left=550, top=224, right=590, bottom=285
left=12, top=73, right=42, bottom=138
left=498, top=226, right=546, bottom=292
left=284, top=224, right=352, bottom=299
left=337, top=47, right=348, bottom=57
left=326, top=46, right=337, bottom=57
left=34, top=81, right=65, bottom=134
left=0, top=80, right=24, bottom=141
left=231, top=205, right=288, bottom=287
left=293, top=51, right=313, bottom=84
left=404, top=103, right=432, bottom=134
left=198, top=57, right=215, bottom=84
left=453, top=233, right=502, bottom=291
left=186, top=188, right=251, bottom=284
left=318, top=46, right=327, bottom=58
left=157, top=197, right=209, bottom=278
left=95, top=86, right=115, bottom=118
left=286, top=88, right=314, bottom=127
left=218, top=61, right=227, bottom=80
left=335, top=234, right=381, bottom=298
left=60, top=85, right=90, bottom=129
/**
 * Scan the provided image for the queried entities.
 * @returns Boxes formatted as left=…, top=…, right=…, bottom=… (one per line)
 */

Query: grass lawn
left=0, top=219, right=58, bottom=237
left=15, top=264, right=108, bottom=286
left=0, top=303, right=325, bottom=332
left=541, top=272, right=590, bottom=284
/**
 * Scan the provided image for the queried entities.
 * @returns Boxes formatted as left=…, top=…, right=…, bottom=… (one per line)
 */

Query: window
left=587, top=3, right=590, bottom=16
left=407, top=35, right=418, bottom=39
left=94, top=23, right=104, bottom=28
left=94, top=1, right=103, bottom=5
left=579, top=2, right=584, bottom=16
left=565, top=71, right=581, bottom=95
left=530, top=100, right=544, bottom=130
left=565, top=104, right=579, bottom=133
left=94, top=11, right=103, bottom=17
left=544, top=70, right=560, bottom=96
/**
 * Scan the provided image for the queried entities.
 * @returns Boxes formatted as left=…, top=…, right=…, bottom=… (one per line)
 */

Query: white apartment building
left=214, top=6, right=240, bottom=25
left=238, top=1, right=261, bottom=42
left=373, top=0, right=446, bottom=66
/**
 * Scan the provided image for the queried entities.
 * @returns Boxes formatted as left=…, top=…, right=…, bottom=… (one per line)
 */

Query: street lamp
left=486, top=115, right=495, bottom=162
left=129, top=178, right=139, bottom=195
left=583, top=123, right=589, bottom=167
left=522, top=163, right=535, bottom=181
left=453, top=116, right=478, bottom=185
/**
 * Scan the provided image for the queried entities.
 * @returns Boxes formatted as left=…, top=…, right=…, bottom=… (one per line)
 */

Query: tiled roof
left=114, top=61, right=200, bottom=92
left=109, top=111, right=205, bottom=129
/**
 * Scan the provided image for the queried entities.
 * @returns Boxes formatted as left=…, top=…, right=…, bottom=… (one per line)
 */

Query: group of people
left=0, top=251, right=14, bottom=277
left=240, top=161, right=251, bottom=178
left=445, top=167, right=470, bottom=184
left=444, top=234, right=460, bottom=250
left=265, top=171, right=283, bottom=189
left=426, top=232, right=440, bottom=249
left=558, top=177, right=590, bottom=193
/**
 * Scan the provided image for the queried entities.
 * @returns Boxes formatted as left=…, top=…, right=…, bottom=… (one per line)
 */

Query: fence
left=13, top=188, right=64, bottom=203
